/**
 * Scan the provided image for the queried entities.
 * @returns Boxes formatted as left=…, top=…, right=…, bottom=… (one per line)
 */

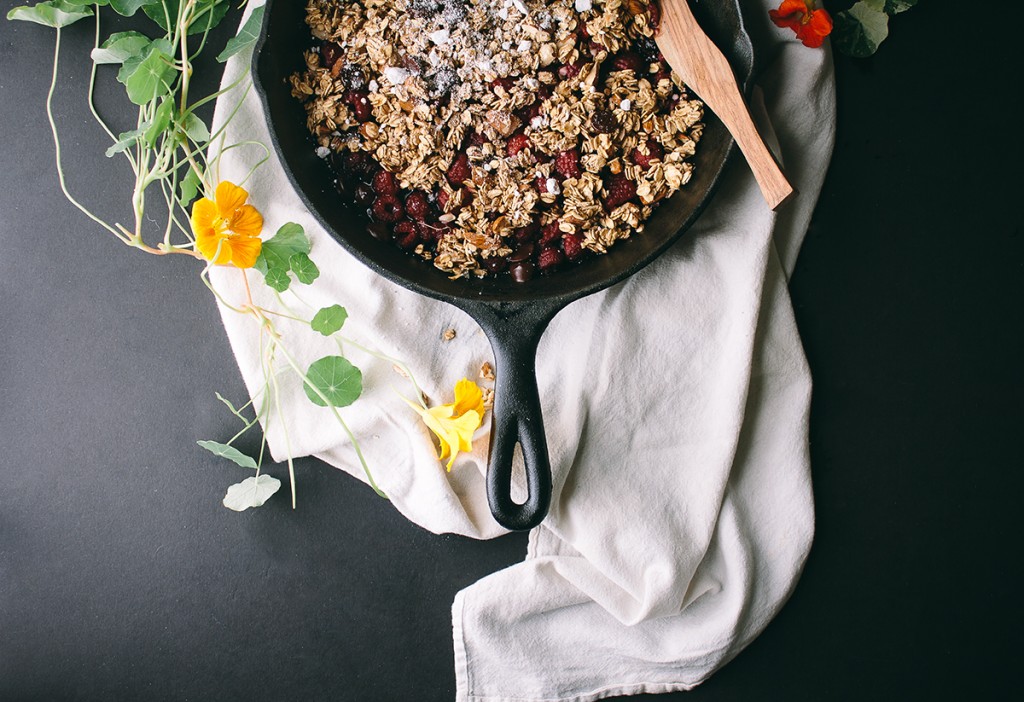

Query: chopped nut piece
left=480, top=361, right=495, bottom=381
left=442, top=328, right=457, bottom=341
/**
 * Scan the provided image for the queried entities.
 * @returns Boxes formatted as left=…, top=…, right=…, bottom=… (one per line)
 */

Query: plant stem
left=272, top=339, right=387, bottom=498
left=47, top=26, right=130, bottom=244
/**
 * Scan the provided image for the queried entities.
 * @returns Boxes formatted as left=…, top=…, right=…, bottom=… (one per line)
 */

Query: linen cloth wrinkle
left=209, top=0, right=834, bottom=699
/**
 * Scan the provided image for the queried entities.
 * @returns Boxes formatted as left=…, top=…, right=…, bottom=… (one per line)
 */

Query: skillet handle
left=465, top=300, right=559, bottom=531
left=485, top=327, right=552, bottom=531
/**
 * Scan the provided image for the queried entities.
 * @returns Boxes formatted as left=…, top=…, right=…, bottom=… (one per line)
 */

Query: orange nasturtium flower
left=769, top=0, right=833, bottom=48
left=190, top=181, right=264, bottom=268
left=406, top=378, right=486, bottom=471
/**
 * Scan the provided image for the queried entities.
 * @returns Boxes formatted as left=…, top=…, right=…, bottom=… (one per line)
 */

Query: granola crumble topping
left=291, top=0, right=703, bottom=280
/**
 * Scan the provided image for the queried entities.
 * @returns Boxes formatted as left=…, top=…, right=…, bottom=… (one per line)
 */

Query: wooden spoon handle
left=656, top=0, right=795, bottom=210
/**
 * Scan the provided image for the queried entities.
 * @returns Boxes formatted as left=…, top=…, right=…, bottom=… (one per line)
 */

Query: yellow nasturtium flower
left=191, top=181, right=264, bottom=268
left=407, top=378, right=485, bottom=471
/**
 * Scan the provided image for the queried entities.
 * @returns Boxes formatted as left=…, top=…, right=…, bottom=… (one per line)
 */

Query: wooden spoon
left=654, top=0, right=795, bottom=210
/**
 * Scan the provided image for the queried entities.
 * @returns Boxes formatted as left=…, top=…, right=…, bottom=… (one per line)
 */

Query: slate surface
left=1, top=2, right=1019, bottom=700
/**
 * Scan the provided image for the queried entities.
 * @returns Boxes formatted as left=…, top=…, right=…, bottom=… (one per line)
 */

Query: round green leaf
left=289, top=252, right=320, bottom=285
left=7, top=1, right=93, bottom=28
left=223, top=474, right=281, bottom=511
left=310, top=305, right=348, bottom=337
left=303, top=356, right=362, bottom=408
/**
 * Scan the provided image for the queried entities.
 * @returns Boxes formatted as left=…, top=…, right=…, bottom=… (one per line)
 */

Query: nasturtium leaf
left=108, top=0, right=151, bottom=16
left=178, top=167, right=202, bottom=208
left=303, top=356, right=362, bottom=408
left=883, top=0, right=917, bottom=13
left=145, top=0, right=229, bottom=36
left=91, top=30, right=151, bottom=64
left=182, top=112, right=210, bottom=143
left=105, top=127, right=146, bottom=157
left=223, top=474, right=281, bottom=511
left=834, top=0, right=890, bottom=58
left=289, top=252, right=320, bottom=285
left=214, top=391, right=242, bottom=418
left=254, top=222, right=310, bottom=275
left=217, top=5, right=264, bottom=63
left=144, top=96, right=174, bottom=147
left=7, top=1, right=93, bottom=28
left=310, top=305, right=348, bottom=337
left=263, top=266, right=291, bottom=292
left=197, top=440, right=258, bottom=469
left=118, top=45, right=177, bottom=105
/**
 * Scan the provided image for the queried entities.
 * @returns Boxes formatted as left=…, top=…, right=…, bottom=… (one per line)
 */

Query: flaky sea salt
left=428, top=28, right=450, bottom=45
left=383, top=67, right=410, bottom=85
left=511, top=0, right=528, bottom=15
left=517, top=39, right=532, bottom=52
left=574, top=0, right=592, bottom=12
left=620, top=99, right=631, bottom=111
left=315, top=146, right=330, bottom=159
left=546, top=178, right=560, bottom=194
left=368, top=79, right=379, bottom=92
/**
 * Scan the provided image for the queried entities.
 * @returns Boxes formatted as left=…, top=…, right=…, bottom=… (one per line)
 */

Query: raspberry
left=648, top=1, right=661, bottom=29
left=446, top=152, right=471, bottom=185
left=419, top=220, right=448, bottom=243
left=513, top=221, right=540, bottom=242
left=491, top=77, right=515, bottom=93
left=345, top=90, right=372, bottom=122
left=467, top=129, right=486, bottom=147
left=558, top=62, right=582, bottom=80
left=653, top=67, right=672, bottom=85
left=371, top=195, right=404, bottom=222
left=516, top=100, right=543, bottom=124
left=371, top=169, right=398, bottom=196
left=631, top=141, right=664, bottom=169
left=539, top=221, right=562, bottom=247
left=610, top=52, right=644, bottom=74
left=352, top=96, right=372, bottom=122
left=554, top=149, right=581, bottom=179
left=404, top=190, right=430, bottom=221
left=603, top=173, right=637, bottom=210
left=635, top=36, right=662, bottom=64
left=320, top=41, right=343, bottom=69
left=339, top=63, right=366, bottom=91
left=339, top=151, right=373, bottom=180
left=562, top=233, right=584, bottom=261
left=590, top=109, right=618, bottom=134
left=393, top=220, right=419, bottom=250
left=588, top=39, right=606, bottom=55
left=537, top=247, right=565, bottom=273
left=506, top=132, right=532, bottom=158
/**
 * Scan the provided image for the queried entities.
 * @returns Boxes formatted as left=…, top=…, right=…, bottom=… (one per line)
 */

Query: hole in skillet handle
left=468, top=300, right=559, bottom=531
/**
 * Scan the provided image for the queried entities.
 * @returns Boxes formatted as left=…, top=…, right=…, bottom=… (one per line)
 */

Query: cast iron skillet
left=252, top=0, right=754, bottom=531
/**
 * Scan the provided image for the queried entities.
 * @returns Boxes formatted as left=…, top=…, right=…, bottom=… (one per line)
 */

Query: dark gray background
left=1, top=2, right=1020, bottom=700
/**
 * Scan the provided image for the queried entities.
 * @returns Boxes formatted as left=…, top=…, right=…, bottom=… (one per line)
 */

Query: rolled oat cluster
left=291, top=0, right=703, bottom=280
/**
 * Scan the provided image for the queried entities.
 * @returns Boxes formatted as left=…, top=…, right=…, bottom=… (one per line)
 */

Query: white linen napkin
left=209, top=1, right=835, bottom=698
